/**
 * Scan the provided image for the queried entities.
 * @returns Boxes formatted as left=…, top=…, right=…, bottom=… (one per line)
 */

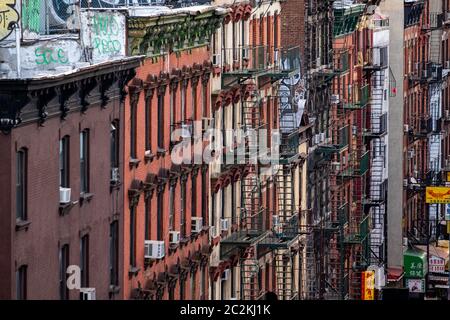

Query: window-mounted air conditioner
left=272, top=215, right=280, bottom=227
left=80, top=288, right=96, bottom=300
left=220, top=218, right=229, bottom=232
left=169, top=231, right=181, bottom=245
left=191, top=217, right=203, bottom=234
left=111, top=167, right=119, bottom=183
left=404, top=124, right=410, bottom=133
left=144, top=240, right=165, bottom=259
left=209, top=226, right=216, bottom=239
left=331, top=94, right=340, bottom=104
left=59, top=187, right=71, bottom=204
left=212, top=54, right=221, bottom=66
left=221, top=269, right=231, bottom=281
left=181, top=124, right=192, bottom=139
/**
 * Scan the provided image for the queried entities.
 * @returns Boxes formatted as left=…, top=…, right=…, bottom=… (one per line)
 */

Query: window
left=169, top=185, right=175, bottom=231
left=231, top=182, right=236, bottom=223
left=145, top=197, right=151, bottom=240
left=59, top=136, right=70, bottom=188
left=145, top=96, right=152, bottom=151
left=201, top=84, right=207, bottom=118
left=158, top=94, right=164, bottom=150
left=192, top=175, right=197, bottom=217
left=80, top=130, right=89, bottom=193
left=16, top=149, right=27, bottom=222
left=211, top=192, right=216, bottom=228
left=130, top=102, right=137, bottom=159
left=181, top=83, right=187, bottom=122
left=22, top=1, right=75, bottom=36
left=221, top=189, right=225, bottom=219
left=16, top=265, right=27, bottom=300
left=202, top=169, right=207, bottom=224
left=110, top=121, right=119, bottom=169
left=157, top=192, right=164, bottom=240
left=200, top=266, right=206, bottom=300
left=231, top=267, right=236, bottom=298
left=109, top=221, right=119, bottom=286
left=170, top=86, right=177, bottom=135
left=59, top=244, right=69, bottom=300
left=130, top=206, right=136, bottom=268
left=273, top=13, right=278, bottom=49
left=190, top=272, right=196, bottom=299
left=80, top=235, right=89, bottom=288
left=181, top=181, right=186, bottom=238
left=192, top=85, right=197, bottom=120
left=180, top=279, right=185, bottom=300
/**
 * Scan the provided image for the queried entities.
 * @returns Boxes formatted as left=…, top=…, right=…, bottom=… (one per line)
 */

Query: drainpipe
left=11, top=21, right=21, bottom=78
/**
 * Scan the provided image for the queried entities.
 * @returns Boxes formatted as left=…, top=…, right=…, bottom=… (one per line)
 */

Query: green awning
left=404, top=249, right=428, bottom=278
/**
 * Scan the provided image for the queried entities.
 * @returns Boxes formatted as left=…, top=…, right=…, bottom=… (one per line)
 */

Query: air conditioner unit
left=445, top=61, right=450, bottom=70
left=212, top=53, right=221, bottom=66
left=403, top=237, right=408, bottom=246
left=220, top=218, right=229, bottom=232
left=403, top=178, right=409, bottom=187
left=408, top=150, right=415, bottom=159
left=181, top=124, right=192, bottom=139
left=314, top=134, right=321, bottom=145
left=331, top=94, right=340, bottom=104
left=111, top=167, right=119, bottom=183
left=80, top=288, right=96, bottom=300
left=202, top=118, right=213, bottom=131
left=169, top=231, right=180, bottom=245
left=230, top=297, right=238, bottom=300
left=191, top=217, right=203, bottom=233
left=272, top=215, right=280, bottom=227
left=209, top=225, right=216, bottom=239
left=242, top=48, right=250, bottom=60
left=319, top=132, right=326, bottom=143
left=59, top=187, right=71, bottom=204
left=221, top=269, right=231, bottom=281
left=331, top=161, right=341, bottom=171
left=404, top=124, right=409, bottom=133
left=144, top=240, right=165, bottom=259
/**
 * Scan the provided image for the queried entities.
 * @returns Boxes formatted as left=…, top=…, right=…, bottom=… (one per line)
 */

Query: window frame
left=59, top=136, right=70, bottom=188
left=80, top=234, right=89, bottom=288
left=59, top=244, right=70, bottom=300
left=80, top=129, right=90, bottom=194
left=16, top=148, right=27, bottom=222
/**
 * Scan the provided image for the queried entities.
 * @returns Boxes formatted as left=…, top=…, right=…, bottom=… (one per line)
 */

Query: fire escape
left=324, top=0, right=371, bottom=300
left=362, top=41, right=389, bottom=267
left=219, top=41, right=301, bottom=300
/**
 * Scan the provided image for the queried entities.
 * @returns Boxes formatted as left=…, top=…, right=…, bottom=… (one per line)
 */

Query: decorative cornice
left=128, top=11, right=225, bottom=57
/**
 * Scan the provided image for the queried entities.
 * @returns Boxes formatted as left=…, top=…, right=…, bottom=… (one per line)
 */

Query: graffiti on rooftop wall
left=0, top=0, right=19, bottom=41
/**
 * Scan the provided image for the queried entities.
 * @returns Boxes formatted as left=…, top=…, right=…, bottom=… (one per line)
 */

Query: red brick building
left=123, top=6, right=225, bottom=300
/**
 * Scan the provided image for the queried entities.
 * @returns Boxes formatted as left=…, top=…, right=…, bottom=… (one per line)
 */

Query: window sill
left=109, top=285, right=121, bottom=294
left=80, top=192, right=94, bottom=204
left=144, top=151, right=155, bottom=163
left=156, top=148, right=166, bottom=158
left=110, top=181, right=122, bottom=192
left=128, top=266, right=140, bottom=278
left=15, top=220, right=31, bottom=231
left=129, top=158, right=141, bottom=169
left=59, top=201, right=78, bottom=216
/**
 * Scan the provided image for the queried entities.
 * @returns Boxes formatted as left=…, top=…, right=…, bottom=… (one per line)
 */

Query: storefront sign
left=361, top=271, right=375, bottom=300
left=404, top=249, right=427, bottom=278
left=406, top=279, right=425, bottom=293
left=429, top=256, right=445, bottom=273
left=426, top=187, right=450, bottom=204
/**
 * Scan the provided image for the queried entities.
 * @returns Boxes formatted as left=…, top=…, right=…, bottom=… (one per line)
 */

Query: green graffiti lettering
left=91, top=13, right=122, bottom=56
left=35, top=47, right=69, bottom=65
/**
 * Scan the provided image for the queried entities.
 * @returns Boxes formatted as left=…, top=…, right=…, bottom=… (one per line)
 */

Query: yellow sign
left=447, top=222, right=450, bottom=234
left=425, top=187, right=450, bottom=204
left=361, top=271, right=375, bottom=300
left=447, top=172, right=450, bottom=182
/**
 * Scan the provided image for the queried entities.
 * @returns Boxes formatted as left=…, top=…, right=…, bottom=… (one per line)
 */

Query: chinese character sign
left=426, top=187, right=450, bottom=204
left=361, top=271, right=375, bottom=300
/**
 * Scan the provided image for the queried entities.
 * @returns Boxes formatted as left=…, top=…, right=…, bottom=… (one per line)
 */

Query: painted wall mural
left=0, top=0, right=19, bottom=41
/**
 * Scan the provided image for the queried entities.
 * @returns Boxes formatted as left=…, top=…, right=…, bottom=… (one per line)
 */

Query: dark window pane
left=16, top=149, right=26, bottom=221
